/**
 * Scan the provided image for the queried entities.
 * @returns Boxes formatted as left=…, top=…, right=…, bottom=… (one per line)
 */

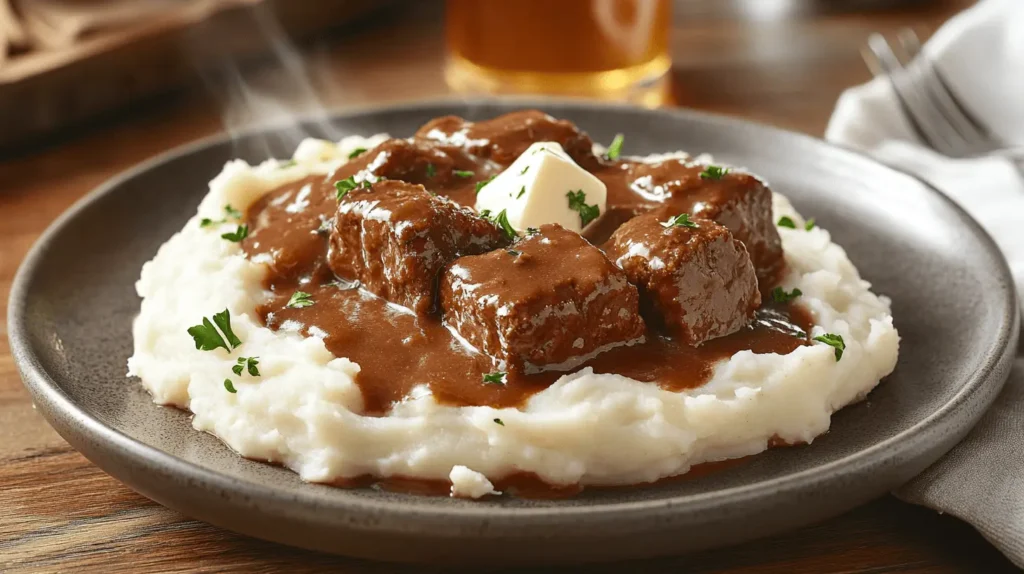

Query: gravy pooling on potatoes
left=242, top=111, right=809, bottom=415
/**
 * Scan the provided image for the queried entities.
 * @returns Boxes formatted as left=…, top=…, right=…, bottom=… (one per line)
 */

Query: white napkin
left=827, top=0, right=1024, bottom=567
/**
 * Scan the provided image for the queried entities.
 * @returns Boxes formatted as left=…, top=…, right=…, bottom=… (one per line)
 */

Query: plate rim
left=8, top=97, right=1020, bottom=530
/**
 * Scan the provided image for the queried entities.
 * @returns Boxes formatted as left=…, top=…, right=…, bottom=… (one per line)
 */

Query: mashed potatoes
left=127, top=135, right=899, bottom=497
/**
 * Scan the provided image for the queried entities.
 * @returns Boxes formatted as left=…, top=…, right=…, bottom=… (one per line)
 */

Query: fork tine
left=866, top=33, right=959, bottom=155
left=897, top=28, right=994, bottom=155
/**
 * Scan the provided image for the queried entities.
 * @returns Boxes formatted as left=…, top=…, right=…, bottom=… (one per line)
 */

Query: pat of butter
left=474, top=142, right=606, bottom=233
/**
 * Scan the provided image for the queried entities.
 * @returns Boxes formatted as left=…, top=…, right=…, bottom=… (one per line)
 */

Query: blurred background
left=0, top=0, right=973, bottom=156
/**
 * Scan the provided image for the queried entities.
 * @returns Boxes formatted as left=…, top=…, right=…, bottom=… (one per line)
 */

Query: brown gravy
left=242, top=113, right=809, bottom=417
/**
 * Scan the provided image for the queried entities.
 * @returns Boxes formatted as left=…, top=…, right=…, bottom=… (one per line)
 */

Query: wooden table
left=2, top=1, right=1016, bottom=571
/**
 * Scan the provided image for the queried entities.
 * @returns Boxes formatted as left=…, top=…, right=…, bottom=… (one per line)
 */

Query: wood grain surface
left=2, top=1, right=1016, bottom=572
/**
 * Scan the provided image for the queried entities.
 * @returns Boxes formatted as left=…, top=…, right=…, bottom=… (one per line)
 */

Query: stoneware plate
left=9, top=99, right=1020, bottom=565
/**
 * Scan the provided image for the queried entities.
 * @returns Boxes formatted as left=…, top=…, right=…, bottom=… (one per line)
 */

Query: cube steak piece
left=415, top=110, right=600, bottom=170
left=626, top=160, right=785, bottom=287
left=605, top=213, right=761, bottom=346
left=440, top=223, right=645, bottom=372
left=328, top=179, right=510, bottom=314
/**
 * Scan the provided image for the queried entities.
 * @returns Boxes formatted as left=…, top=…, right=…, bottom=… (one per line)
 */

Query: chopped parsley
left=221, top=224, right=248, bottom=242
left=805, top=218, right=817, bottom=231
left=278, top=159, right=297, bottom=169
left=771, top=286, right=803, bottom=304
left=506, top=249, right=522, bottom=257
left=224, top=379, right=237, bottom=393
left=187, top=309, right=241, bottom=352
left=493, top=418, right=505, bottom=426
left=520, top=165, right=529, bottom=175
left=348, top=147, right=367, bottom=159
left=516, top=186, right=526, bottom=199
left=200, top=205, right=242, bottom=228
left=660, top=213, right=699, bottom=229
left=425, top=163, right=436, bottom=178
left=699, top=165, right=729, bottom=180
left=482, top=371, right=507, bottom=386
left=566, top=190, right=600, bottom=227
left=606, top=133, right=624, bottom=160
left=286, top=291, right=314, bottom=309
left=526, top=227, right=540, bottom=236
left=483, top=209, right=517, bottom=241
left=813, top=333, right=846, bottom=361
left=232, top=356, right=260, bottom=377
left=335, top=176, right=358, bottom=200
left=777, top=216, right=797, bottom=229
left=453, top=170, right=474, bottom=178
left=474, top=175, right=496, bottom=195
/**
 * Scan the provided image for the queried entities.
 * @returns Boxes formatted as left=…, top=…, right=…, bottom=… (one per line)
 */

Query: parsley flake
left=335, top=176, right=358, bottom=200
left=813, top=333, right=846, bottom=361
left=493, top=418, right=505, bottom=426
left=200, top=205, right=243, bottom=228
left=187, top=309, right=241, bottom=352
left=278, top=159, right=297, bottom=169
left=771, top=286, right=803, bottom=304
left=348, top=147, right=367, bottom=159
left=425, top=163, right=436, bottom=178
left=805, top=218, right=817, bottom=231
left=520, top=166, right=529, bottom=175
left=221, top=224, right=248, bottom=242
left=232, top=356, right=260, bottom=377
left=660, top=213, right=699, bottom=229
left=699, top=165, right=729, bottom=180
left=482, top=371, right=507, bottom=386
left=516, top=186, right=526, bottom=199
left=224, top=379, right=237, bottom=393
left=474, top=175, right=496, bottom=195
left=506, top=249, right=522, bottom=257
left=566, top=190, right=600, bottom=227
left=483, top=209, right=517, bottom=241
left=224, top=204, right=242, bottom=219
left=777, top=216, right=797, bottom=229
left=526, top=227, right=540, bottom=236
left=286, top=291, right=314, bottom=309
left=454, top=170, right=474, bottom=178
left=606, top=133, right=624, bottom=160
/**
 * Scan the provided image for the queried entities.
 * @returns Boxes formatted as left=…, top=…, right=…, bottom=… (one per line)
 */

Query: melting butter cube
left=474, top=142, right=607, bottom=233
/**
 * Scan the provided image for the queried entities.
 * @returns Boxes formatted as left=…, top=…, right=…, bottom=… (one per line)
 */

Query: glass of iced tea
left=445, top=0, right=672, bottom=105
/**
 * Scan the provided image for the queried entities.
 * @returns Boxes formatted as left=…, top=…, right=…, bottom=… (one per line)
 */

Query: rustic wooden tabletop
left=2, top=1, right=1017, bottom=572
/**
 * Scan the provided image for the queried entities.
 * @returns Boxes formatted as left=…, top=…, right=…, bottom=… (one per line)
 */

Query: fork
left=863, top=29, right=1024, bottom=163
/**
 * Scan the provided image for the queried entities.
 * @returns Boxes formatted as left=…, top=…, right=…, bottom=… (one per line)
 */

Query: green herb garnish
left=777, top=216, right=797, bottom=229
left=425, top=163, right=436, bottom=178
left=526, top=227, right=540, bottom=236
left=805, top=218, right=816, bottom=231
left=187, top=309, right=241, bottom=352
left=660, top=213, right=699, bottom=229
left=813, top=333, right=846, bottom=361
left=516, top=186, right=526, bottom=199
left=221, top=225, right=248, bottom=242
left=348, top=147, right=367, bottom=159
left=224, top=204, right=242, bottom=219
left=232, top=356, right=260, bottom=377
left=606, top=133, right=624, bottom=160
left=566, top=190, right=600, bottom=227
left=279, top=160, right=297, bottom=169
left=483, top=209, right=517, bottom=241
left=335, top=176, right=358, bottom=200
left=520, top=165, right=529, bottom=175
left=286, top=291, right=314, bottom=309
left=454, top=170, right=474, bottom=178
left=482, top=371, right=507, bottom=386
left=771, top=286, right=803, bottom=304
left=475, top=175, right=496, bottom=195
left=699, top=165, right=729, bottom=180
left=493, top=418, right=505, bottom=426
left=506, top=249, right=521, bottom=257
left=200, top=205, right=243, bottom=228
left=224, top=379, right=237, bottom=393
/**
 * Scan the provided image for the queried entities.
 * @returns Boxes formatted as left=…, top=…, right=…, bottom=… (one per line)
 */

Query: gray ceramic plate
left=9, top=99, right=1020, bottom=565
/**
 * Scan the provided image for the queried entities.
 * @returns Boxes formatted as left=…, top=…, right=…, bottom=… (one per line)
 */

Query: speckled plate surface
left=9, top=99, right=1020, bottom=565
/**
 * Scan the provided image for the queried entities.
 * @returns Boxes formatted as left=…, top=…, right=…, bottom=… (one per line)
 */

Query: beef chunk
left=605, top=213, right=760, bottom=346
left=440, top=224, right=645, bottom=372
left=626, top=160, right=784, bottom=287
left=415, top=110, right=599, bottom=169
left=328, top=180, right=509, bottom=314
